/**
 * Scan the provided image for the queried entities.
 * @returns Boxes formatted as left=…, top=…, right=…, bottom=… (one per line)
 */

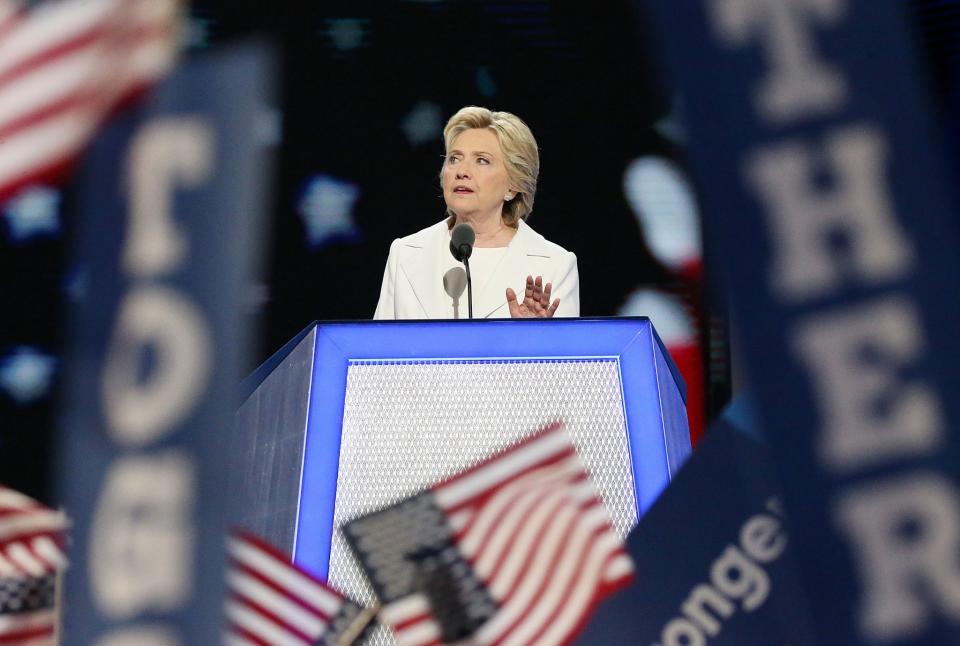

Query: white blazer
left=373, top=219, right=579, bottom=319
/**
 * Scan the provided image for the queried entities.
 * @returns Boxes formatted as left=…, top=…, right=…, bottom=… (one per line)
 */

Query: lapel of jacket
left=473, top=220, right=553, bottom=319
left=397, top=220, right=450, bottom=319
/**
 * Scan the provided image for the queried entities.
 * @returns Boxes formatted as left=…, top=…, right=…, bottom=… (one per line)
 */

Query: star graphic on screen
left=297, top=174, right=362, bottom=249
left=401, top=101, right=443, bottom=147
left=322, top=18, right=369, bottom=53
left=2, top=186, right=61, bottom=244
left=0, top=346, right=57, bottom=405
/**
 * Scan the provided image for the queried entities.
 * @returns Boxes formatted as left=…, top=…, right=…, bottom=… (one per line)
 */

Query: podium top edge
left=238, top=316, right=686, bottom=408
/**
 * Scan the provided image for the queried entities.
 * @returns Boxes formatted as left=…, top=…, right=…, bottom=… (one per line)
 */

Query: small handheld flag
left=344, top=422, right=634, bottom=646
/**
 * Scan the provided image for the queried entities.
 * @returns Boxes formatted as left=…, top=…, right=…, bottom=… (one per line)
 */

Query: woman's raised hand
left=506, top=275, right=560, bottom=318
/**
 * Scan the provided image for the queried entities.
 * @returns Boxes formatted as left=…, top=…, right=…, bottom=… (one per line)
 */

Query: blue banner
left=643, top=0, right=960, bottom=642
left=58, top=44, right=272, bottom=644
left=575, top=417, right=815, bottom=645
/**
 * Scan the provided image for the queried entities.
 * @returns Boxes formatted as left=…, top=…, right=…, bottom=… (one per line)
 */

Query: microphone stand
left=462, top=251, right=473, bottom=319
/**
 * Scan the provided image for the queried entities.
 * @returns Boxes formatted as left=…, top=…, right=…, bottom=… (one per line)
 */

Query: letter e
left=793, top=296, right=943, bottom=471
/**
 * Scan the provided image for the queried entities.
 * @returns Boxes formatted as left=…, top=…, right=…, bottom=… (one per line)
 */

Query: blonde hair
left=442, top=106, right=539, bottom=227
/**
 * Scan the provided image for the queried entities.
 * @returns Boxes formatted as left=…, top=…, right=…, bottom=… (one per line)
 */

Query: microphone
left=443, top=267, right=467, bottom=319
left=450, top=222, right=475, bottom=261
left=449, top=223, right=475, bottom=319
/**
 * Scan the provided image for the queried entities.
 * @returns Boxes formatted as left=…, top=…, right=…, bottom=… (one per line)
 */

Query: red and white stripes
left=226, top=532, right=352, bottom=646
left=0, top=486, right=67, bottom=580
left=0, top=485, right=68, bottom=646
left=382, top=423, right=634, bottom=646
left=0, top=0, right=177, bottom=204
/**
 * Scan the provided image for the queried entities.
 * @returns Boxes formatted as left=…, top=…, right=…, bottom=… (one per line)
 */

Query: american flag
left=226, top=531, right=376, bottom=646
left=0, top=485, right=68, bottom=645
left=344, top=422, right=634, bottom=646
left=0, top=0, right=178, bottom=205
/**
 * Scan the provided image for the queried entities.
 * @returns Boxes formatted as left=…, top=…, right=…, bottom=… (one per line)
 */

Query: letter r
left=836, top=475, right=960, bottom=639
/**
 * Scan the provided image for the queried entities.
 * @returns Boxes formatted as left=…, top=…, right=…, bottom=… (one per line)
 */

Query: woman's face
left=442, top=128, right=513, bottom=221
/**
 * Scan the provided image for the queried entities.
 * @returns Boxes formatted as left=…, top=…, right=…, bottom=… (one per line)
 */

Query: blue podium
left=230, top=318, right=690, bottom=629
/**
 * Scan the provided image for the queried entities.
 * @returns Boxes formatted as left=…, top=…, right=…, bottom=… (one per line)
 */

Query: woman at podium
left=373, top=106, right=580, bottom=320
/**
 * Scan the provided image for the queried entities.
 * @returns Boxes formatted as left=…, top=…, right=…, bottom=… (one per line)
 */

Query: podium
left=230, top=318, right=690, bottom=624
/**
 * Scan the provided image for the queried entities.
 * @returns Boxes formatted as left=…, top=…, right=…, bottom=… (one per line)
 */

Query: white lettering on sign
left=710, top=0, right=848, bottom=123
left=96, top=626, right=179, bottom=646
left=836, top=475, right=960, bottom=639
left=652, top=499, right=788, bottom=646
left=90, top=452, right=195, bottom=619
left=123, top=119, right=213, bottom=277
left=660, top=618, right=707, bottom=646
left=793, top=296, right=943, bottom=471
left=704, top=0, right=960, bottom=638
left=102, top=286, right=212, bottom=447
left=745, top=125, right=914, bottom=301
left=87, top=115, right=217, bottom=641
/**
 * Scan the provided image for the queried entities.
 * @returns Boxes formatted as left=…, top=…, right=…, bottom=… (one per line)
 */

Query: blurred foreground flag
left=344, top=422, right=633, bottom=646
left=0, top=485, right=68, bottom=644
left=0, top=0, right=177, bottom=203
left=226, top=532, right=376, bottom=646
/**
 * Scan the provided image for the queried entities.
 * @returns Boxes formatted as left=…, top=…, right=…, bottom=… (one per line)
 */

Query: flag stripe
left=225, top=600, right=310, bottom=646
left=227, top=535, right=342, bottom=616
left=0, top=631, right=54, bottom=645
left=603, top=552, right=635, bottom=583
left=475, top=502, right=598, bottom=643
left=4, top=637, right=54, bottom=646
left=464, top=424, right=631, bottom=645
left=472, top=478, right=575, bottom=587
left=0, top=3, right=23, bottom=42
left=0, top=553, right=18, bottom=578
left=520, top=534, right=632, bottom=646
left=0, top=23, right=172, bottom=144
left=433, top=422, right=569, bottom=510
left=0, top=13, right=109, bottom=89
left=0, top=489, right=36, bottom=511
left=0, top=0, right=176, bottom=205
left=468, top=472, right=593, bottom=584
left=456, top=454, right=583, bottom=551
left=494, top=498, right=586, bottom=619
left=227, top=570, right=326, bottom=637
left=0, top=610, right=55, bottom=634
left=0, top=103, right=97, bottom=191
left=0, top=25, right=147, bottom=137
left=0, top=487, right=64, bottom=645
left=226, top=532, right=374, bottom=645
left=228, top=591, right=314, bottom=644
left=223, top=632, right=264, bottom=646
left=4, top=542, right=46, bottom=577
left=29, top=537, right=66, bottom=572
left=379, top=594, right=432, bottom=627
left=486, top=494, right=600, bottom=603
left=394, top=618, right=443, bottom=646
left=230, top=559, right=334, bottom=621
left=0, top=0, right=113, bottom=78
left=0, top=511, right=66, bottom=542
left=491, top=523, right=611, bottom=646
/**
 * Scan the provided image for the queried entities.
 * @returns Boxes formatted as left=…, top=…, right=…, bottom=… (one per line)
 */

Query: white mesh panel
left=327, top=359, right=636, bottom=644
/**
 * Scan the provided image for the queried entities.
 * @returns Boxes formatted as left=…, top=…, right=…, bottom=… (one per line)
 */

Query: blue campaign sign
left=58, top=44, right=272, bottom=643
left=575, top=417, right=816, bottom=646
left=643, top=0, right=960, bottom=643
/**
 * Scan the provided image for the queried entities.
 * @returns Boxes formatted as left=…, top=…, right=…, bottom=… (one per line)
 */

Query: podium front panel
left=331, top=358, right=636, bottom=611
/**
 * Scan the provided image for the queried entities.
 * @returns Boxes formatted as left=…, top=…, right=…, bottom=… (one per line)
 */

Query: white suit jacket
left=373, top=219, right=579, bottom=319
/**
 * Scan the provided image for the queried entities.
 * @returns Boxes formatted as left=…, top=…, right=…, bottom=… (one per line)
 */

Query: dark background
left=2, top=0, right=958, bottom=503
